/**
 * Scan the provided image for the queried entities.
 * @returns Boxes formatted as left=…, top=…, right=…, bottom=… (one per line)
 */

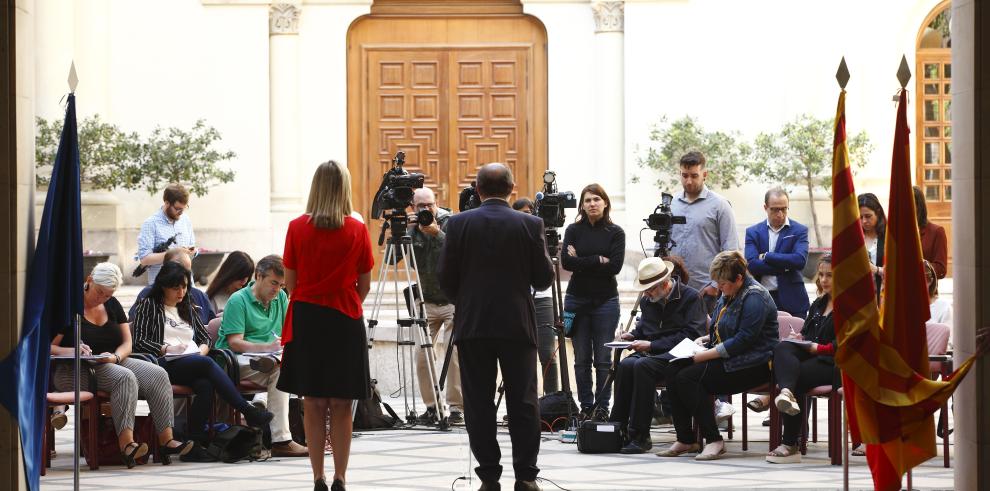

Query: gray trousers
left=54, top=357, right=174, bottom=435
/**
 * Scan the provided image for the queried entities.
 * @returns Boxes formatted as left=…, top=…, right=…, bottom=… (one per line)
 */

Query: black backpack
left=206, top=425, right=265, bottom=463
left=538, top=391, right=579, bottom=432
left=354, top=379, right=400, bottom=430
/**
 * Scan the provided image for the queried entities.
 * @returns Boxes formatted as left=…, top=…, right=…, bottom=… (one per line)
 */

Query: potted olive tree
left=36, top=116, right=237, bottom=279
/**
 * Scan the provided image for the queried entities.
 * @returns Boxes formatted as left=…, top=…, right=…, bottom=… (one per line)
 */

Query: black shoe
left=417, top=407, right=438, bottom=425
left=479, top=481, right=501, bottom=491
left=330, top=478, right=346, bottom=491
left=579, top=407, right=593, bottom=421
left=314, top=478, right=329, bottom=491
left=448, top=410, right=464, bottom=425
left=620, top=432, right=653, bottom=454
left=157, top=439, right=194, bottom=465
left=243, top=404, right=275, bottom=428
left=592, top=407, right=610, bottom=422
left=514, top=480, right=540, bottom=491
left=762, top=416, right=771, bottom=427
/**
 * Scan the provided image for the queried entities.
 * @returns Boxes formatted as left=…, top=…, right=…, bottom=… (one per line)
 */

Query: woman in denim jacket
left=657, top=250, right=779, bottom=461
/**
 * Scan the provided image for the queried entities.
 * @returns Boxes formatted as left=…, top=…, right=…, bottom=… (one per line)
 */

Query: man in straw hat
left=609, top=256, right=707, bottom=454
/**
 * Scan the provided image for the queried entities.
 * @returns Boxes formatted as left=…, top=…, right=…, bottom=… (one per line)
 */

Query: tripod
left=367, top=209, right=449, bottom=430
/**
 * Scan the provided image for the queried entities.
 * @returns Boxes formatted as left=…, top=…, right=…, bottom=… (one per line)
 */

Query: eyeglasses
left=768, top=207, right=788, bottom=214
left=169, top=203, right=187, bottom=215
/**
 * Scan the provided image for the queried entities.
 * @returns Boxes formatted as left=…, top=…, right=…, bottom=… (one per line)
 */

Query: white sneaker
left=714, top=400, right=736, bottom=424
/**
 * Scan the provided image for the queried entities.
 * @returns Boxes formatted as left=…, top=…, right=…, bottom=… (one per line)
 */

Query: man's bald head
left=164, top=248, right=192, bottom=271
left=476, top=163, right=514, bottom=200
left=413, top=187, right=438, bottom=214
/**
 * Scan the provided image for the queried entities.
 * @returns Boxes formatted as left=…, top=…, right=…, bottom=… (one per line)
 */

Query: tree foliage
left=36, top=116, right=236, bottom=197
left=636, top=115, right=753, bottom=192
left=749, top=114, right=873, bottom=245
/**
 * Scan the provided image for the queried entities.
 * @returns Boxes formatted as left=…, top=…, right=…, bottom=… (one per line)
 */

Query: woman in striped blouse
left=132, top=261, right=273, bottom=446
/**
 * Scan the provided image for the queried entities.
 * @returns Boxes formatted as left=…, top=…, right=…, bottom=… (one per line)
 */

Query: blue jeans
left=566, top=295, right=620, bottom=410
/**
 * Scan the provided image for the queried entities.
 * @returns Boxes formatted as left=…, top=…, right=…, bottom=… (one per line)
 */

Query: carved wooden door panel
left=366, top=50, right=449, bottom=209
left=448, top=49, right=529, bottom=203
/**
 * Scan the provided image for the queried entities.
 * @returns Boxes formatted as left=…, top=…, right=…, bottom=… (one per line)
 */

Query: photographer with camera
left=561, top=183, right=625, bottom=420
left=609, top=256, right=706, bottom=454
left=392, top=187, right=464, bottom=425
left=135, top=183, right=197, bottom=284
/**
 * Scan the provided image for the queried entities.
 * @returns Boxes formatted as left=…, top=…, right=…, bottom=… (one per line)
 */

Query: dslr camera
left=371, top=151, right=426, bottom=219
left=645, top=192, right=686, bottom=257
left=534, top=171, right=576, bottom=229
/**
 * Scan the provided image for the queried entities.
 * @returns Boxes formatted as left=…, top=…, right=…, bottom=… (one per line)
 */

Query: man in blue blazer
left=744, top=188, right=810, bottom=318
left=439, top=163, right=554, bottom=491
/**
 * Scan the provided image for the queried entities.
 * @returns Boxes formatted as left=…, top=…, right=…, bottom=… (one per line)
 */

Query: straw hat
left=633, top=257, right=675, bottom=292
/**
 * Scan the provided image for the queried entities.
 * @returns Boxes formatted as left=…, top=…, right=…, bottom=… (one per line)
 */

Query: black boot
left=620, top=430, right=653, bottom=454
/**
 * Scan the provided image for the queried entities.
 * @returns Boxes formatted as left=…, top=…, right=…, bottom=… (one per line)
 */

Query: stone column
left=591, top=1, right=626, bottom=218
left=269, top=3, right=302, bottom=251
left=269, top=3, right=301, bottom=212
left=951, top=0, right=990, bottom=488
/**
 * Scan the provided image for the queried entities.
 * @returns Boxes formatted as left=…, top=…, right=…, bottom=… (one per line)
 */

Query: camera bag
left=576, top=420, right=623, bottom=453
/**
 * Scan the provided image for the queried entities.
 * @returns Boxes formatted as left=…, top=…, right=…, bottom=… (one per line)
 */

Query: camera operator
left=393, top=187, right=464, bottom=425
left=135, top=183, right=197, bottom=284
left=609, top=256, right=706, bottom=454
left=561, top=183, right=625, bottom=420
left=513, top=197, right=558, bottom=395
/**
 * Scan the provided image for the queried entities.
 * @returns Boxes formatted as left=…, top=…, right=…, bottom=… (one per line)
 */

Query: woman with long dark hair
left=278, top=160, right=374, bottom=491
left=913, top=186, right=948, bottom=279
left=132, top=261, right=273, bottom=448
left=206, top=251, right=255, bottom=313
left=561, top=183, right=625, bottom=419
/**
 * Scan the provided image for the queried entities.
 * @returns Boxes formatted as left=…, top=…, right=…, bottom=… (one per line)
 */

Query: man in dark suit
left=438, top=163, right=554, bottom=491
left=744, top=187, right=811, bottom=318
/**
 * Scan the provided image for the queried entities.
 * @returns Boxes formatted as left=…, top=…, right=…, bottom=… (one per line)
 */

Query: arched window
left=916, top=1, right=952, bottom=205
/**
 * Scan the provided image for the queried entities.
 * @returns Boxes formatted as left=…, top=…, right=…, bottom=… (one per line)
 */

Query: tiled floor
left=41, top=398, right=955, bottom=490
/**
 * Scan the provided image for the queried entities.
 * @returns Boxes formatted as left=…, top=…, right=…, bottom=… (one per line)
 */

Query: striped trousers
left=54, top=357, right=174, bottom=435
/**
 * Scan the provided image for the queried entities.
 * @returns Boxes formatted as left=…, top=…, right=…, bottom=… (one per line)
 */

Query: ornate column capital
left=592, top=1, right=624, bottom=33
left=269, top=3, right=301, bottom=35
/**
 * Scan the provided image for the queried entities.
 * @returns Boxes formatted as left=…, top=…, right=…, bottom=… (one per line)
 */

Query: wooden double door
left=348, top=13, right=548, bottom=264
left=363, top=48, right=531, bottom=210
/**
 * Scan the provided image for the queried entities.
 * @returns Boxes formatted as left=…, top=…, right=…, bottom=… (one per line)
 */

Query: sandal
left=746, top=397, right=770, bottom=413
left=851, top=444, right=866, bottom=456
left=766, top=444, right=801, bottom=464
left=656, top=442, right=700, bottom=457
left=158, top=439, right=194, bottom=465
left=694, top=442, right=727, bottom=461
left=120, top=441, right=149, bottom=469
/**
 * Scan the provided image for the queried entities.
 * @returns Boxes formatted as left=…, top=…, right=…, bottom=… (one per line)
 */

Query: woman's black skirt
left=277, top=301, right=371, bottom=399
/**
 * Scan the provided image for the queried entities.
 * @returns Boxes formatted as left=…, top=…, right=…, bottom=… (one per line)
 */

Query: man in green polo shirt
left=217, top=254, right=307, bottom=457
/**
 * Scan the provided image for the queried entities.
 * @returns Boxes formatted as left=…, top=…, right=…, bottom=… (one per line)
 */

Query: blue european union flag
left=0, top=93, right=83, bottom=490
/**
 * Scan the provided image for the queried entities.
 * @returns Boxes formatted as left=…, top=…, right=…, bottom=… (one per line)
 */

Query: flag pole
left=67, top=61, right=81, bottom=491
left=834, top=56, right=850, bottom=491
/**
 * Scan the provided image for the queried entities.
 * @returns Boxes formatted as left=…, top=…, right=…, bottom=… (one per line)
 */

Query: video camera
left=458, top=181, right=481, bottom=212
left=371, top=151, right=426, bottom=220
left=645, top=192, right=686, bottom=257
left=534, top=171, right=576, bottom=230
left=132, top=234, right=178, bottom=277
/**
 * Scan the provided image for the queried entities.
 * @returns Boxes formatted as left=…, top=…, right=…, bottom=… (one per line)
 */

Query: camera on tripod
left=371, top=151, right=426, bottom=220
left=645, top=192, right=686, bottom=257
left=534, top=171, right=577, bottom=229
left=458, top=181, right=481, bottom=212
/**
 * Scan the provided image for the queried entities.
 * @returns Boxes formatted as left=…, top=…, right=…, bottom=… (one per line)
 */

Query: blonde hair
left=90, top=262, right=123, bottom=290
left=709, top=250, right=749, bottom=283
left=306, top=160, right=353, bottom=229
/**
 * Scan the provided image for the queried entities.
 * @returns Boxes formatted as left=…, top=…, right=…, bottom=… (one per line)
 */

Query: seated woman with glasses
left=50, top=262, right=193, bottom=467
left=131, top=261, right=273, bottom=448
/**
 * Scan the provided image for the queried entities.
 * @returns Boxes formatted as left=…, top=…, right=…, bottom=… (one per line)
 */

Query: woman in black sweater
left=562, top=183, right=625, bottom=418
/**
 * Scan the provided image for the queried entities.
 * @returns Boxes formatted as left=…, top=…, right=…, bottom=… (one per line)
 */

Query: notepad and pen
left=164, top=337, right=200, bottom=359
left=51, top=353, right=115, bottom=361
left=658, top=337, right=707, bottom=361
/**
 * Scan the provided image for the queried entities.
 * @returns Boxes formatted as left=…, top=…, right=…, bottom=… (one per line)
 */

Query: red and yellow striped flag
left=832, top=89, right=977, bottom=491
